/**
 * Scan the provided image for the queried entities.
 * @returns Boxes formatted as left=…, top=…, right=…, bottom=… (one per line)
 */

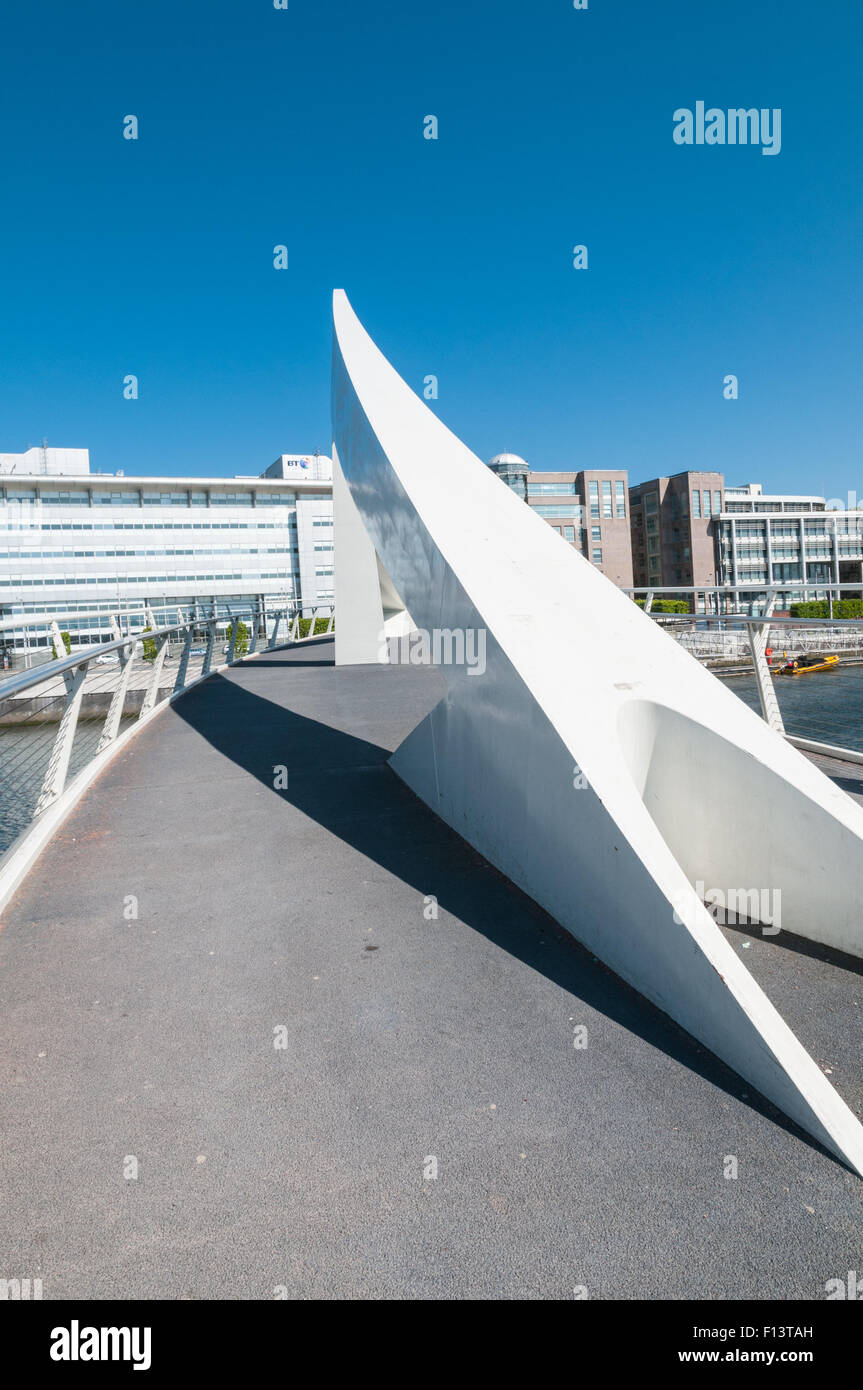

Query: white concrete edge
left=0, top=639, right=323, bottom=921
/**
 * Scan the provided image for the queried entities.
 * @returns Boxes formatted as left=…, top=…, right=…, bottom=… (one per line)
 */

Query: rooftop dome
left=488, top=452, right=529, bottom=469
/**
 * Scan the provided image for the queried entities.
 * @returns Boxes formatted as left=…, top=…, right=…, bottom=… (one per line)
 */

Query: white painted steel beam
left=331, top=288, right=863, bottom=1177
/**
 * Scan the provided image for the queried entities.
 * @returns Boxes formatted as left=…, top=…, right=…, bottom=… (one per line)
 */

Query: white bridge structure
left=331, top=289, right=863, bottom=1178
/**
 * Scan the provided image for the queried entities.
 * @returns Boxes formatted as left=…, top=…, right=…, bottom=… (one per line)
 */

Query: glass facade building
left=0, top=450, right=333, bottom=647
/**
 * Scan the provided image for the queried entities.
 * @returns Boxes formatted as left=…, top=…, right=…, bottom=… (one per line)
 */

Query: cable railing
left=0, top=600, right=335, bottom=858
left=675, top=624, right=863, bottom=661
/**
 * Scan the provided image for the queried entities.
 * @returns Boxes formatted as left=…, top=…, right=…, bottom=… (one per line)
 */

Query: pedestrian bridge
left=1, top=637, right=862, bottom=1299
left=4, top=288, right=863, bottom=1299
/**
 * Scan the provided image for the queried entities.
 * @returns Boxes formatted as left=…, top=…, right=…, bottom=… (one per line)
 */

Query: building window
left=143, top=491, right=190, bottom=507
left=592, top=548, right=603, bottom=564
left=209, top=492, right=253, bottom=507
left=692, top=490, right=701, bottom=517
left=534, top=505, right=579, bottom=519
left=38, top=490, right=89, bottom=506
left=714, top=491, right=722, bottom=514
left=602, top=480, right=612, bottom=517
left=704, top=491, right=712, bottom=518
left=589, top=481, right=599, bottom=518
left=564, top=525, right=575, bottom=542
left=615, top=480, right=626, bottom=517
left=94, top=490, right=140, bottom=506
left=591, top=526, right=601, bottom=541
left=527, top=482, right=577, bottom=496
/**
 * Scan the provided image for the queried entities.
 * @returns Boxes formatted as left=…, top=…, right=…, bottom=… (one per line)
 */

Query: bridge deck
left=1, top=640, right=861, bottom=1299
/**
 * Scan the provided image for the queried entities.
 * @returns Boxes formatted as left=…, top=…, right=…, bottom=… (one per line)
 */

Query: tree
left=226, top=619, right=249, bottom=657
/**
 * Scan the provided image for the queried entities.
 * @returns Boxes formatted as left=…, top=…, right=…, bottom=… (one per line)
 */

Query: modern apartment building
left=487, top=453, right=633, bottom=588
left=628, top=471, right=724, bottom=592
left=716, top=483, right=863, bottom=604
left=0, top=448, right=333, bottom=647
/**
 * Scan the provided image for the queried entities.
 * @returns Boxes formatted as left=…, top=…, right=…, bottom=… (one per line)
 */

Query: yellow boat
left=777, top=653, right=839, bottom=676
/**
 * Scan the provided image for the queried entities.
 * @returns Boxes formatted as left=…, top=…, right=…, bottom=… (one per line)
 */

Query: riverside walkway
left=1, top=639, right=861, bottom=1299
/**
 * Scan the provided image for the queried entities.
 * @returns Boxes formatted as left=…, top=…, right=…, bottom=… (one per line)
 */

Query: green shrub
left=141, top=626, right=158, bottom=662
left=297, top=616, right=333, bottom=638
left=789, top=599, right=863, bottom=619
left=52, top=630, right=72, bottom=659
left=635, top=598, right=690, bottom=614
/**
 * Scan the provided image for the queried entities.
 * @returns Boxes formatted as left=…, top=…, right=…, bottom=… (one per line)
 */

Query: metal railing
left=625, top=582, right=863, bottom=618
left=0, top=601, right=334, bottom=857
left=0, top=597, right=333, bottom=672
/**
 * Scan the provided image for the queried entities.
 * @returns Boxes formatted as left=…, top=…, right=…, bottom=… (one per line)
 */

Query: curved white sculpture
left=331, top=289, right=863, bottom=1177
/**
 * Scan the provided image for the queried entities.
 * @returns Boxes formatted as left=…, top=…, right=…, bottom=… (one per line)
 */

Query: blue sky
left=1, top=0, right=861, bottom=495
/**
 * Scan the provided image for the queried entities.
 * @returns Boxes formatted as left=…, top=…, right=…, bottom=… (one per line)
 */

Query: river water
left=1, top=666, right=862, bottom=858
left=0, top=718, right=133, bottom=856
left=721, top=662, right=863, bottom=752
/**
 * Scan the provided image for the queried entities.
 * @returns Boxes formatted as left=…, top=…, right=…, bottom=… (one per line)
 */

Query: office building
left=629, top=471, right=724, bottom=592
left=487, top=454, right=633, bottom=588
left=0, top=448, right=333, bottom=648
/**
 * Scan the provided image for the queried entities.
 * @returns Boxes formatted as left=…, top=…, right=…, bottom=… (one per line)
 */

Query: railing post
left=747, top=594, right=784, bottom=734
left=139, top=634, right=169, bottom=718
left=267, top=611, right=283, bottom=650
left=173, top=622, right=195, bottom=694
left=290, top=611, right=300, bottom=642
left=249, top=602, right=260, bottom=656
left=326, top=606, right=334, bottom=634
left=34, top=660, right=88, bottom=815
left=49, top=620, right=67, bottom=661
left=202, top=621, right=216, bottom=677
left=97, top=616, right=137, bottom=752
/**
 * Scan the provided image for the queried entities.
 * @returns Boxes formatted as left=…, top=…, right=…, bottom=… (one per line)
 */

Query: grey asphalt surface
left=1, top=639, right=861, bottom=1300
